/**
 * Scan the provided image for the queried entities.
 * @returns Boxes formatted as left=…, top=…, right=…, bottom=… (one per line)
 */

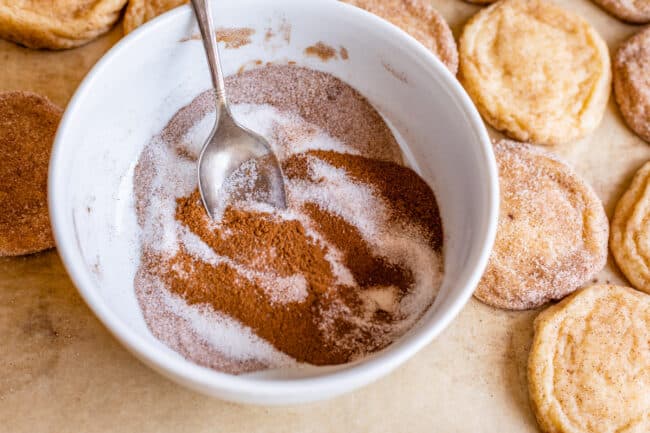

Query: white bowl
left=49, top=0, right=498, bottom=405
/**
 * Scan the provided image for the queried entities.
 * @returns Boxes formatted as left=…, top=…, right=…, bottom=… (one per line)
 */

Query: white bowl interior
left=50, top=0, right=497, bottom=404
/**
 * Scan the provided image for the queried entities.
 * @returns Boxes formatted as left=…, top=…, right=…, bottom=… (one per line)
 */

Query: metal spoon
left=190, top=0, right=286, bottom=219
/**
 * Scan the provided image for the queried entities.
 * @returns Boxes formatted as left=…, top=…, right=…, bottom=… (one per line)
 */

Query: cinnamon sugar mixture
left=133, top=65, right=444, bottom=373
left=216, top=27, right=255, bottom=49
left=304, top=42, right=338, bottom=61
left=181, top=27, right=255, bottom=48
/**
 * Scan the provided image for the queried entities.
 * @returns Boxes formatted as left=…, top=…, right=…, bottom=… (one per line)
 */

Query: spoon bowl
left=197, top=102, right=286, bottom=218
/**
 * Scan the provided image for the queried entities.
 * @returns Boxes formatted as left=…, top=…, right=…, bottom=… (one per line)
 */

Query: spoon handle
left=190, top=0, right=227, bottom=106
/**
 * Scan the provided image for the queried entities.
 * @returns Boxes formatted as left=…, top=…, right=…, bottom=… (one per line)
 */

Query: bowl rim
left=49, top=0, right=498, bottom=402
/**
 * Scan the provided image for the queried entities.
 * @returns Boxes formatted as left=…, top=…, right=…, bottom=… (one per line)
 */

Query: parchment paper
left=0, top=1, right=647, bottom=432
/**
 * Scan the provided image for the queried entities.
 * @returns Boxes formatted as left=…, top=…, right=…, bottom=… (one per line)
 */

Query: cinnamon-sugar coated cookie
left=459, top=0, right=611, bottom=145
left=590, top=0, right=650, bottom=23
left=475, top=141, right=608, bottom=310
left=611, top=161, right=650, bottom=294
left=123, top=0, right=187, bottom=34
left=342, top=0, right=458, bottom=74
left=614, top=26, right=650, bottom=143
left=0, top=91, right=61, bottom=256
left=0, top=0, right=127, bottom=49
left=528, top=285, right=650, bottom=433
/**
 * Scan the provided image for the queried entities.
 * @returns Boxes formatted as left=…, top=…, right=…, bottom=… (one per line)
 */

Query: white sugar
left=288, top=157, right=383, bottom=238
left=138, top=138, right=196, bottom=255
left=183, top=111, right=215, bottom=158
left=233, top=103, right=358, bottom=159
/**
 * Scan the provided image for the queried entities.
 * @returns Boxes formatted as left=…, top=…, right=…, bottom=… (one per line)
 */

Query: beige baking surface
left=0, top=1, right=647, bottom=432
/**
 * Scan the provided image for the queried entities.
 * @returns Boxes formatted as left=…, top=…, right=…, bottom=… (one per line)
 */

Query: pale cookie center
left=485, top=10, right=599, bottom=122
left=553, top=297, right=650, bottom=431
left=499, top=178, right=582, bottom=270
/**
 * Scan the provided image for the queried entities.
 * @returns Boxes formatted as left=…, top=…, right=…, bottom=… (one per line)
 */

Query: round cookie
left=459, top=0, right=611, bottom=146
left=0, top=91, right=61, bottom=256
left=528, top=284, right=650, bottom=433
left=614, top=27, right=650, bottom=143
left=123, top=0, right=188, bottom=34
left=590, top=0, right=650, bottom=24
left=342, top=0, right=458, bottom=74
left=611, top=161, right=650, bottom=293
left=0, top=0, right=127, bottom=49
left=475, top=140, right=608, bottom=310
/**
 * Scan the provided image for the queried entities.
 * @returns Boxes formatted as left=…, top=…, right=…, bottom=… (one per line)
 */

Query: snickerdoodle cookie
left=123, top=0, right=188, bottom=34
left=590, top=0, right=650, bottom=23
left=475, top=140, right=608, bottom=310
left=459, top=0, right=611, bottom=145
left=0, top=91, right=61, bottom=256
left=528, top=284, right=650, bottom=433
left=614, top=27, right=650, bottom=143
left=342, top=0, right=458, bottom=74
left=0, top=0, right=127, bottom=49
left=611, top=161, right=650, bottom=293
